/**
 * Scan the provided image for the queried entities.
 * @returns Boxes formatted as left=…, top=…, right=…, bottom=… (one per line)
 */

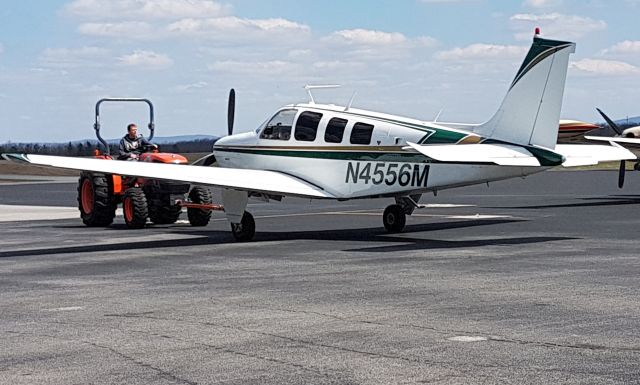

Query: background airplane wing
left=584, top=136, right=640, bottom=145
left=554, top=143, right=636, bottom=167
left=2, top=154, right=335, bottom=199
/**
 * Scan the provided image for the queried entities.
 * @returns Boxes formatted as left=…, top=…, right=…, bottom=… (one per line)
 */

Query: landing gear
left=382, top=194, right=422, bottom=233
left=231, top=212, right=255, bottom=242
left=383, top=204, right=406, bottom=233
left=77, top=172, right=116, bottom=227
left=123, top=187, right=148, bottom=229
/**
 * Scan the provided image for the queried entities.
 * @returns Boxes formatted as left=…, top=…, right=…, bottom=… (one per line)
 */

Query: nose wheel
left=383, top=204, right=406, bottom=233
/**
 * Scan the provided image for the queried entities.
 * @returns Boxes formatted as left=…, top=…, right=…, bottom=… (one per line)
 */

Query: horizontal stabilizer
left=584, top=136, right=640, bottom=146
left=554, top=144, right=636, bottom=167
left=1, top=154, right=335, bottom=199
left=404, top=142, right=543, bottom=166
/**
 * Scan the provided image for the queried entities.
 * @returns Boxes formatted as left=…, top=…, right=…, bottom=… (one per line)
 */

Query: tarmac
left=1, top=170, right=640, bottom=384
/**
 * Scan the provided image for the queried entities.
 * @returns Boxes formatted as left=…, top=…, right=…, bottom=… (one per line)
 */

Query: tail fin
left=473, top=35, right=576, bottom=149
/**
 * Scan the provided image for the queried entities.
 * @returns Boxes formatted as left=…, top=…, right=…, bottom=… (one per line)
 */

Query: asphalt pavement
left=1, top=170, right=640, bottom=384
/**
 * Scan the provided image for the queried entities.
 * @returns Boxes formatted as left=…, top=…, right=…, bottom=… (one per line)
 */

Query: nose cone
left=215, top=131, right=257, bottom=147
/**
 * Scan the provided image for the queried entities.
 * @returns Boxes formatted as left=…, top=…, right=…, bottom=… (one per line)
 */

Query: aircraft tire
left=383, top=204, right=406, bottom=233
left=231, top=212, right=255, bottom=242
left=187, top=186, right=213, bottom=227
left=77, top=172, right=116, bottom=227
left=123, top=188, right=148, bottom=229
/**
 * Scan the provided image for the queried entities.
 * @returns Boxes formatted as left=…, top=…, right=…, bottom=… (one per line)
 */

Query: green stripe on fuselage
left=216, top=147, right=429, bottom=162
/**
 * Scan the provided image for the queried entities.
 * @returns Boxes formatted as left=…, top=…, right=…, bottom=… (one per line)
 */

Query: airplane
left=557, top=119, right=600, bottom=142
left=2, top=31, right=636, bottom=241
left=585, top=108, right=640, bottom=188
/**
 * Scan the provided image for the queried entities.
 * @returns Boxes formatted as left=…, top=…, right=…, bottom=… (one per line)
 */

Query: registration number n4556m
left=345, top=162, right=429, bottom=187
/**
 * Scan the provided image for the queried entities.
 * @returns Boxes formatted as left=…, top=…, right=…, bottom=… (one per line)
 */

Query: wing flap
left=2, top=154, right=335, bottom=199
left=404, top=142, right=541, bottom=166
left=554, top=144, right=636, bottom=167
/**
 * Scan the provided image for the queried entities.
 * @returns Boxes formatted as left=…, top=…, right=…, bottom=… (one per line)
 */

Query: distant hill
left=0, top=134, right=220, bottom=156
left=613, top=116, right=640, bottom=127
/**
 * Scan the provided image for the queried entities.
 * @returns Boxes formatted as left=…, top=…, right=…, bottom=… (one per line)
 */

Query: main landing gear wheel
left=231, top=212, right=255, bottom=242
left=187, top=186, right=213, bottom=227
left=383, top=204, right=406, bottom=233
left=123, top=188, right=148, bottom=229
left=77, top=172, right=116, bottom=227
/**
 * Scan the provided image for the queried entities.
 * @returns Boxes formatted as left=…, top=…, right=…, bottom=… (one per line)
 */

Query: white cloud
left=602, top=40, right=640, bottom=55
left=208, top=60, right=296, bottom=75
left=39, top=46, right=111, bottom=68
left=522, top=0, right=563, bottom=8
left=419, top=0, right=479, bottom=3
left=329, top=29, right=408, bottom=45
left=167, top=16, right=310, bottom=40
left=510, top=13, right=606, bottom=40
left=0, top=43, right=4, bottom=54
left=176, top=81, right=208, bottom=91
left=78, top=21, right=155, bottom=38
left=570, top=59, right=640, bottom=76
left=436, top=44, right=528, bottom=61
left=64, top=0, right=230, bottom=20
left=118, top=50, right=173, bottom=69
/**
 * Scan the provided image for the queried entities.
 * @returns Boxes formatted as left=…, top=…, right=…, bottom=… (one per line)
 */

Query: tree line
left=0, top=138, right=217, bottom=156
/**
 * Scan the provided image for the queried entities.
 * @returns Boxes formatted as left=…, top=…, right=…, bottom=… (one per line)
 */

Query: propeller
left=596, top=108, right=623, bottom=136
left=228, top=88, right=235, bottom=136
left=617, top=160, right=627, bottom=188
left=192, top=88, right=236, bottom=167
left=597, top=108, right=627, bottom=188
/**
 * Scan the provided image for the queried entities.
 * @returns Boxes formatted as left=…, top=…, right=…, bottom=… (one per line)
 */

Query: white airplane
left=585, top=108, right=640, bottom=188
left=3, top=32, right=636, bottom=241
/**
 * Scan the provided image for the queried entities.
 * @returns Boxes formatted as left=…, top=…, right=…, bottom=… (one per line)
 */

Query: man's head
left=127, top=123, right=138, bottom=139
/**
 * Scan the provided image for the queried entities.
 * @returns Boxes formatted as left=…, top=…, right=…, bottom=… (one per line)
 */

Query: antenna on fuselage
left=304, top=84, right=341, bottom=104
left=344, top=91, right=357, bottom=111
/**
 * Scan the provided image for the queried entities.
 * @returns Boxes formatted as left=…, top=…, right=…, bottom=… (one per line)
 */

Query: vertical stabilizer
left=473, top=35, right=576, bottom=149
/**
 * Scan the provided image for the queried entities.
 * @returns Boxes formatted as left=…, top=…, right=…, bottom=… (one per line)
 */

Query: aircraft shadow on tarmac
left=493, top=195, right=640, bottom=210
left=0, top=218, right=577, bottom=258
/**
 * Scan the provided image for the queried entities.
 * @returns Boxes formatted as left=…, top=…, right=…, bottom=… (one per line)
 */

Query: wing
left=554, top=143, right=636, bottom=167
left=584, top=136, right=640, bottom=145
left=2, top=154, right=335, bottom=199
left=404, top=141, right=635, bottom=168
left=404, top=142, right=545, bottom=166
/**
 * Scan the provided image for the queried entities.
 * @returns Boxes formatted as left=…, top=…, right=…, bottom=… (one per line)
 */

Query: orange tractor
left=77, top=98, right=219, bottom=229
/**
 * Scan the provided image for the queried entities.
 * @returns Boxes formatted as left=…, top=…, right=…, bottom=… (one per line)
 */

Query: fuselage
left=213, top=103, right=545, bottom=199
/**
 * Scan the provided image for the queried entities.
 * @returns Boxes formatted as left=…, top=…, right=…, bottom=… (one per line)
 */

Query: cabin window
left=324, top=118, right=347, bottom=143
left=294, top=111, right=323, bottom=142
left=260, top=109, right=296, bottom=140
left=350, top=122, right=374, bottom=145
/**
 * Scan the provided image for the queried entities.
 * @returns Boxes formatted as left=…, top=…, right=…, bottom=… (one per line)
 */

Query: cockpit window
left=325, top=118, right=347, bottom=143
left=260, top=109, right=296, bottom=140
left=294, top=111, right=322, bottom=142
left=350, top=122, right=374, bottom=145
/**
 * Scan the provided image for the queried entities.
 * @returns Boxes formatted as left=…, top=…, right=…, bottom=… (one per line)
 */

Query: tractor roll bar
left=94, top=98, right=155, bottom=155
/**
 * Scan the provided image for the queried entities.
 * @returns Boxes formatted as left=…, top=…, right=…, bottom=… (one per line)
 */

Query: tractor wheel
left=383, top=204, right=406, bottom=233
left=77, top=172, right=116, bottom=227
left=123, top=188, right=148, bottom=229
left=149, top=201, right=182, bottom=225
left=187, top=186, right=212, bottom=227
left=231, top=212, right=255, bottom=242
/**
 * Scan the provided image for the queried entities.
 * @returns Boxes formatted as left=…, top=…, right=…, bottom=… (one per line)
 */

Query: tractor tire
left=149, top=202, right=182, bottom=225
left=123, top=188, right=148, bottom=229
left=77, top=172, right=116, bottom=227
left=187, top=186, right=212, bottom=227
left=231, top=211, right=255, bottom=242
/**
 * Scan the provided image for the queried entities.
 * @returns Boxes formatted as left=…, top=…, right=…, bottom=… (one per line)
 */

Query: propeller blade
left=227, top=88, right=235, bottom=136
left=596, top=108, right=623, bottom=136
left=618, top=160, right=626, bottom=189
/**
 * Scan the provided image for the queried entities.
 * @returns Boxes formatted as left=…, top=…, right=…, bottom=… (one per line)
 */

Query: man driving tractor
left=118, top=123, right=157, bottom=160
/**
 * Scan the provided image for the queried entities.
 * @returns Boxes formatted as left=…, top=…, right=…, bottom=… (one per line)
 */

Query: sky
left=1, top=0, right=639, bottom=143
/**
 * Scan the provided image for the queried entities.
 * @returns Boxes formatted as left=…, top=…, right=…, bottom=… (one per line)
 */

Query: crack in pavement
left=4, top=330, right=199, bottom=385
